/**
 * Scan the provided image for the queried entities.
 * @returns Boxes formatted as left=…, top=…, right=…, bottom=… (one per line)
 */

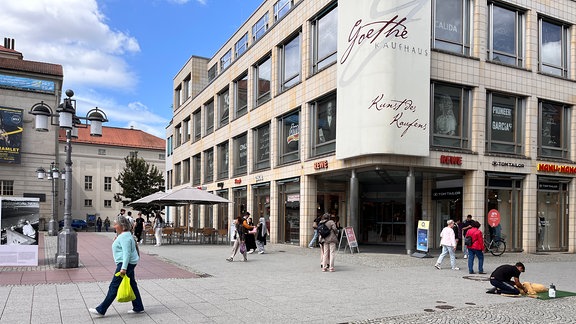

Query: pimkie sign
left=336, top=0, right=431, bottom=159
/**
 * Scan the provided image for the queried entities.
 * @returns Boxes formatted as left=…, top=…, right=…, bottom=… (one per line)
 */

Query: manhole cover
left=436, top=300, right=447, bottom=304
left=436, top=305, right=455, bottom=310
left=196, top=273, right=213, bottom=278
left=465, top=302, right=476, bottom=305
left=423, top=309, right=435, bottom=312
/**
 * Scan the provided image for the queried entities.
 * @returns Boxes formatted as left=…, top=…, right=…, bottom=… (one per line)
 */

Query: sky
left=0, top=0, right=263, bottom=138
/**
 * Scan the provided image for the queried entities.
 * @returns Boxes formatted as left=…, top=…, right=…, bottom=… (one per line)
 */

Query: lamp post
left=36, top=162, right=65, bottom=236
left=30, top=89, right=108, bottom=268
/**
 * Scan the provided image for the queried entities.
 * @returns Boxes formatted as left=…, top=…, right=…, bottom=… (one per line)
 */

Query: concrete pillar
left=406, top=168, right=415, bottom=255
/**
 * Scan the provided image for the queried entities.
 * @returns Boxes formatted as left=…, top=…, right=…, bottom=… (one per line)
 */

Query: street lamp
left=29, top=89, right=108, bottom=268
left=36, top=162, right=65, bottom=236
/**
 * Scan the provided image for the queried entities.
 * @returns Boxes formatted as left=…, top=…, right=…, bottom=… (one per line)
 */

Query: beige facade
left=170, top=0, right=576, bottom=253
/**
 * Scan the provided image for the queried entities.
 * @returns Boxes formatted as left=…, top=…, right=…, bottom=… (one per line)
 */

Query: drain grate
left=463, top=275, right=490, bottom=281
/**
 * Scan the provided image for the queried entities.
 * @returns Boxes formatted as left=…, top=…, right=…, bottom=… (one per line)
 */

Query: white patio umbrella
left=127, top=191, right=166, bottom=208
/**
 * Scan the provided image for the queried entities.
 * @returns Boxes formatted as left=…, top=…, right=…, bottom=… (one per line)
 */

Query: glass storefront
left=216, top=189, right=229, bottom=230
left=252, top=183, right=270, bottom=222
left=537, top=179, right=569, bottom=251
left=277, top=178, right=300, bottom=244
left=233, top=186, right=247, bottom=218
left=485, top=175, right=523, bottom=252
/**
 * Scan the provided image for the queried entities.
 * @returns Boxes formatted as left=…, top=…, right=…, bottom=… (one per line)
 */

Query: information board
left=338, top=226, right=360, bottom=254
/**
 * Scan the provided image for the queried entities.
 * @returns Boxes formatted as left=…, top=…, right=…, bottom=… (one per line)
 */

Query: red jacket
left=466, top=227, right=484, bottom=251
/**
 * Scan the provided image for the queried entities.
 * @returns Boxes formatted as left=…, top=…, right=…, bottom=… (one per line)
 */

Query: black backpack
left=317, top=221, right=332, bottom=238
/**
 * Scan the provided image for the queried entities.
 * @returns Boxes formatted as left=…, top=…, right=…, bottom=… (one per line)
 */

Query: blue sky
left=0, top=0, right=262, bottom=138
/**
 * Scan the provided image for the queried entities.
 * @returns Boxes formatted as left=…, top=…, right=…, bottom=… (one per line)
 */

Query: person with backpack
left=318, top=213, right=338, bottom=272
left=308, top=214, right=322, bottom=248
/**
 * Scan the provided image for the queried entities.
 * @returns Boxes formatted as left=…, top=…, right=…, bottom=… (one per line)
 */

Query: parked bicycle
left=484, top=235, right=506, bottom=256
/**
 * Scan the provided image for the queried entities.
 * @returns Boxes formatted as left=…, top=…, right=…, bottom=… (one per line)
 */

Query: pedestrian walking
left=153, top=212, right=164, bottom=246
left=133, top=212, right=145, bottom=244
left=104, top=217, right=111, bottom=232
left=461, top=214, right=474, bottom=258
left=227, top=216, right=248, bottom=262
left=308, top=214, right=321, bottom=248
left=88, top=215, right=144, bottom=316
left=318, top=213, right=338, bottom=272
left=256, top=217, right=268, bottom=254
left=434, top=219, right=459, bottom=270
left=465, top=220, right=485, bottom=274
left=96, top=217, right=103, bottom=232
left=245, top=216, right=257, bottom=254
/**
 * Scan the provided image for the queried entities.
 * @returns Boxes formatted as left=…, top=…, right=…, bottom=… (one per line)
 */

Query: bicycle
left=484, top=235, right=506, bottom=256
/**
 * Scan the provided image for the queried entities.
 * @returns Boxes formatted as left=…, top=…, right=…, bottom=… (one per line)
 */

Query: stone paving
left=0, top=232, right=575, bottom=323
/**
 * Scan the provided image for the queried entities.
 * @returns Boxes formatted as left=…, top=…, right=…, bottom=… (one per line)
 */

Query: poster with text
left=337, top=0, right=431, bottom=159
left=0, top=197, right=40, bottom=266
left=0, top=106, right=23, bottom=164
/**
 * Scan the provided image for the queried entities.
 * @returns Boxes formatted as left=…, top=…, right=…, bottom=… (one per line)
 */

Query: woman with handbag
left=226, top=216, right=249, bottom=262
left=245, top=216, right=257, bottom=254
left=89, top=215, right=144, bottom=316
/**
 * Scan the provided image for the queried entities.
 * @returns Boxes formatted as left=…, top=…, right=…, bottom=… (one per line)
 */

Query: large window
left=205, top=100, right=214, bottom=135
left=311, top=94, right=336, bottom=157
left=278, top=110, right=300, bottom=164
left=255, top=55, right=271, bottom=107
left=280, top=33, right=301, bottom=92
left=432, top=0, right=471, bottom=55
left=193, top=109, right=201, bottom=141
left=488, top=2, right=524, bottom=66
left=192, top=154, right=201, bottom=186
left=274, top=0, right=292, bottom=21
left=312, top=4, right=337, bottom=73
left=254, top=123, right=270, bottom=171
left=182, top=117, right=190, bottom=143
left=217, top=141, right=229, bottom=180
left=234, top=133, right=248, bottom=176
left=252, top=13, right=269, bottom=41
left=0, top=180, right=14, bottom=195
left=235, top=73, right=248, bottom=118
left=104, top=177, right=112, bottom=191
left=208, top=64, right=217, bottom=82
left=235, top=33, right=248, bottom=58
left=175, top=85, right=182, bottom=108
left=539, top=18, right=569, bottom=77
left=183, top=158, right=190, bottom=183
left=174, top=162, right=181, bottom=186
left=175, top=124, right=182, bottom=147
left=218, top=88, right=230, bottom=127
left=486, top=92, right=523, bottom=154
left=220, top=49, right=232, bottom=71
left=204, top=148, right=214, bottom=183
left=431, top=83, right=470, bottom=149
left=183, top=75, right=191, bottom=100
left=84, top=176, right=93, bottom=190
left=539, top=101, right=571, bottom=159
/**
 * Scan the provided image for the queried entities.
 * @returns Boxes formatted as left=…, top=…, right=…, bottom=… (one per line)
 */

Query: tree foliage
left=114, top=153, right=164, bottom=215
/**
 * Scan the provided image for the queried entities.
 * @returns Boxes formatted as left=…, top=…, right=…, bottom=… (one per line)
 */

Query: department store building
left=169, top=0, right=576, bottom=253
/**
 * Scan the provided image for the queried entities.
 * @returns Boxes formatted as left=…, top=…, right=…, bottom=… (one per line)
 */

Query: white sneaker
left=463, top=255, right=468, bottom=259
left=434, top=264, right=441, bottom=270
left=247, top=249, right=255, bottom=254
left=258, top=251, right=264, bottom=254
left=88, top=308, right=103, bottom=316
left=452, top=267, right=460, bottom=271
left=127, top=310, right=144, bottom=314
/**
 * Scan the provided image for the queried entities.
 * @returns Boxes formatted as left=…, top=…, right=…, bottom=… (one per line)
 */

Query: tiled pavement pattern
left=0, top=232, right=575, bottom=323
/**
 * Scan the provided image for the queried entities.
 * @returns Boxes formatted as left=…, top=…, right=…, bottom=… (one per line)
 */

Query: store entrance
left=360, top=200, right=406, bottom=244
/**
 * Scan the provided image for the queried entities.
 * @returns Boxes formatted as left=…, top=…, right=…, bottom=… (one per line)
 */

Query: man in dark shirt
left=487, top=262, right=527, bottom=295
left=461, top=215, right=474, bottom=258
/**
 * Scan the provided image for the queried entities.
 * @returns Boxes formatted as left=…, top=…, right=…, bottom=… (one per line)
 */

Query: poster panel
left=337, top=0, right=431, bottom=159
left=416, top=220, right=429, bottom=252
left=0, top=197, right=40, bottom=266
left=0, top=107, right=23, bottom=164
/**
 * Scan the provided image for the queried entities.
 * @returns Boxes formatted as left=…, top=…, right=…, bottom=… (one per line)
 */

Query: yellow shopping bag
left=115, top=272, right=136, bottom=303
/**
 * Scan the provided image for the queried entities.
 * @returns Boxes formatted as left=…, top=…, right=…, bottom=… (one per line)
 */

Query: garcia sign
left=336, top=0, right=431, bottom=159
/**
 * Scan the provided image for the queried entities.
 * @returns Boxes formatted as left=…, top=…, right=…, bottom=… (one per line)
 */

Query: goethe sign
left=336, top=0, right=431, bottom=159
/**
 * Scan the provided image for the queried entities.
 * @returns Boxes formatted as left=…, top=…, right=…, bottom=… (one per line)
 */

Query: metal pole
left=47, top=168, right=59, bottom=236
left=55, top=128, right=79, bottom=268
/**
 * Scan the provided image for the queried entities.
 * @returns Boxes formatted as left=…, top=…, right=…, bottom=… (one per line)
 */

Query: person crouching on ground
left=89, top=215, right=144, bottom=316
left=227, top=216, right=248, bottom=262
left=487, top=262, right=527, bottom=295
left=434, top=219, right=459, bottom=270
left=465, top=220, right=485, bottom=274
left=318, top=213, right=338, bottom=272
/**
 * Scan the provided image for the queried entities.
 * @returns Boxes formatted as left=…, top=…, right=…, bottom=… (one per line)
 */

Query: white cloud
left=0, top=0, right=140, bottom=91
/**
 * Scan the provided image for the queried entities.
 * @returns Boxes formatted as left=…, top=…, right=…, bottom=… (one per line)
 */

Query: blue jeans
left=96, top=263, right=144, bottom=315
left=308, top=229, right=318, bottom=247
left=467, top=248, right=484, bottom=273
left=436, top=245, right=456, bottom=269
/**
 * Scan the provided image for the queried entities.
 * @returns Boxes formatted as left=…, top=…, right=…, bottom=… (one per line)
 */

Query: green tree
left=114, top=153, right=164, bottom=215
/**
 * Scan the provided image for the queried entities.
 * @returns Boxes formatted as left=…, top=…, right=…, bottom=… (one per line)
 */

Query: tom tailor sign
left=336, top=0, right=431, bottom=159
